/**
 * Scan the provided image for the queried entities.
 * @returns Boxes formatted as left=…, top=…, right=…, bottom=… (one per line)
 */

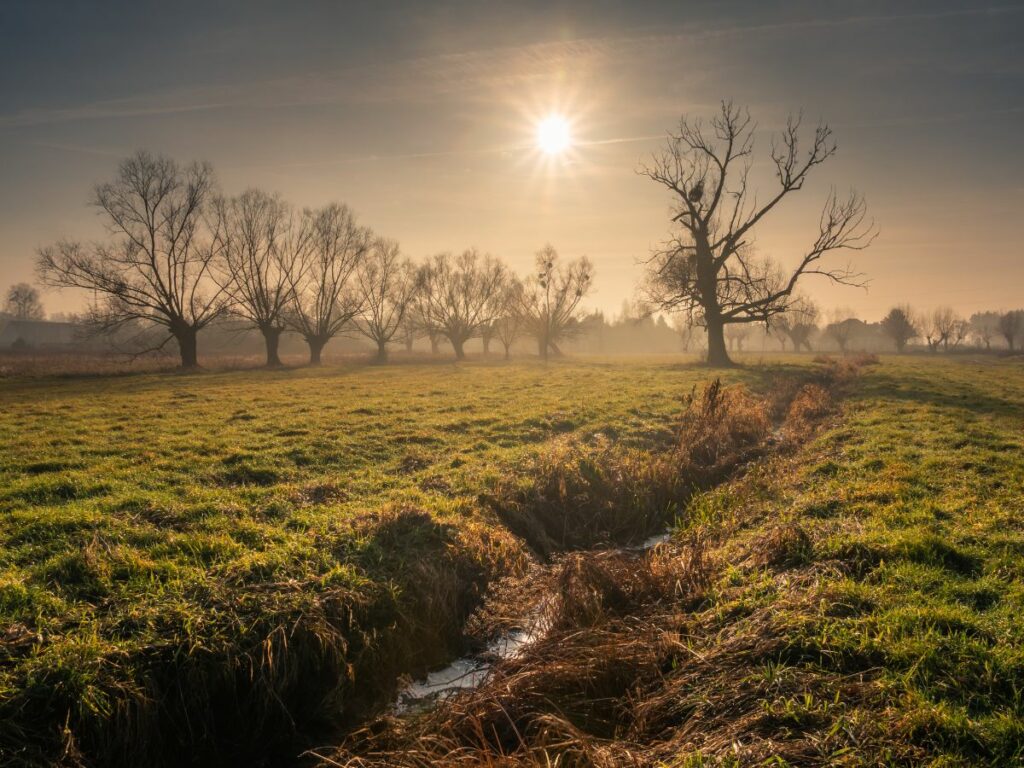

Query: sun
left=536, top=114, right=571, bottom=155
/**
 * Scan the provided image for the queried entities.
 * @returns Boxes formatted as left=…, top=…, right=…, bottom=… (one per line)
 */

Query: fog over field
left=1, top=2, right=1023, bottom=767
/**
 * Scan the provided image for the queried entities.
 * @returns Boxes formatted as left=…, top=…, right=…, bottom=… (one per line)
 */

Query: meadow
left=1, top=354, right=1023, bottom=766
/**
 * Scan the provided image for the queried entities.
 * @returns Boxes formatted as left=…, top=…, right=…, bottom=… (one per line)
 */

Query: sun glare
left=536, top=114, right=571, bottom=154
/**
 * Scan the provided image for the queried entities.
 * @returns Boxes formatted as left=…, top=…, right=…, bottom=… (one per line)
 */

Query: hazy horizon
left=2, top=0, right=1022, bottom=322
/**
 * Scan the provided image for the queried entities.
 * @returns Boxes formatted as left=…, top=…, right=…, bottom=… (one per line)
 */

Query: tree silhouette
left=3, top=283, right=45, bottom=320
left=641, top=102, right=874, bottom=366
left=518, top=245, right=593, bottom=361
left=37, top=151, right=226, bottom=368
left=211, top=189, right=309, bottom=366
left=415, top=249, right=505, bottom=360
left=881, top=306, right=917, bottom=353
left=285, top=203, right=370, bottom=365
left=353, top=238, right=418, bottom=362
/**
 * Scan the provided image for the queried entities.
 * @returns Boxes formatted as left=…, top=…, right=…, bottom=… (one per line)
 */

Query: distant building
left=0, top=318, right=81, bottom=349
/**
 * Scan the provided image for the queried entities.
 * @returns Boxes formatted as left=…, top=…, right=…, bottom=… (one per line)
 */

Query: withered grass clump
left=484, top=437, right=684, bottom=554
left=675, top=378, right=771, bottom=470
left=785, top=383, right=833, bottom=434
left=488, top=379, right=778, bottom=554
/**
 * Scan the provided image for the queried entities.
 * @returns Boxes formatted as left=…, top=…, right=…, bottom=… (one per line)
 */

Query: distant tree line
left=35, top=151, right=593, bottom=368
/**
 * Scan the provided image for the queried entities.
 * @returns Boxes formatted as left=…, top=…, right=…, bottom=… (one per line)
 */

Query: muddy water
left=394, top=529, right=672, bottom=712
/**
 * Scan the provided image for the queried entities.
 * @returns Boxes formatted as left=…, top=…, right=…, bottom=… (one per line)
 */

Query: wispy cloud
left=2, top=3, right=1021, bottom=129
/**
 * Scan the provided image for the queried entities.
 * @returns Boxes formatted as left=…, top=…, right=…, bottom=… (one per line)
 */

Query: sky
left=1, top=0, right=1022, bottom=321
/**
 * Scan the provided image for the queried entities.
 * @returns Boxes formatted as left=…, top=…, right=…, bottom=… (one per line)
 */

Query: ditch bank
left=307, top=356, right=867, bottom=766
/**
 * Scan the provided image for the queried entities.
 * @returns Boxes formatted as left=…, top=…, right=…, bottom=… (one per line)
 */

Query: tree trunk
left=430, top=336, right=440, bottom=355
left=538, top=334, right=548, bottom=361
left=307, top=336, right=328, bottom=365
left=502, top=342, right=510, bottom=360
left=375, top=339, right=388, bottom=363
left=482, top=336, right=491, bottom=355
left=705, top=317, right=731, bottom=367
left=175, top=326, right=199, bottom=369
left=262, top=326, right=283, bottom=367
left=451, top=337, right=466, bottom=360
left=404, top=337, right=414, bottom=352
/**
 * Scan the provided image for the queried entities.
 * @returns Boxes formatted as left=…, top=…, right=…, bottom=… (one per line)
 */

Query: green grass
left=0, top=356, right=767, bottom=766
left=669, top=355, right=1024, bottom=765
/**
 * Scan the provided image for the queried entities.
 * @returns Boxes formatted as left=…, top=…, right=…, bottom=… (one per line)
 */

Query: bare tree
left=771, top=296, right=819, bottom=353
left=641, top=102, right=874, bottom=366
left=937, top=308, right=960, bottom=352
left=998, top=310, right=1024, bottom=352
left=416, top=249, right=506, bottom=360
left=824, top=308, right=857, bottom=353
left=926, top=306, right=959, bottom=352
left=950, top=317, right=970, bottom=349
left=37, top=151, right=225, bottom=368
left=724, top=323, right=751, bottom=352
left=519, top=245, right=594, bottom=361
left=3, top=283, right=45, bottom=320
left=492, top=277, right=525, bottom=360
left=880, top=305, right=917, bottom=353
left=285, top=203, right=371, bottom=365
left=969, top=311, right=1000, bottom=351
left=353, top=238, right=418, bottom=362
left=211, top=189, right=308, bottom=366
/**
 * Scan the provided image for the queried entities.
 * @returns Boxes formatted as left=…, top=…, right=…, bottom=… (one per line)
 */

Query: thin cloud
left=2, top=4, right=1021, bottom=128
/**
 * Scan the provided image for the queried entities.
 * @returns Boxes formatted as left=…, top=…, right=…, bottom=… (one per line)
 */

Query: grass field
left=2, top=355, right=1023, bottom=766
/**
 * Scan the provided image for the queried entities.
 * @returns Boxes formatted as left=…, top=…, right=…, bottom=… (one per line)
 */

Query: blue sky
left=2, top=0, right=1022, bottom=318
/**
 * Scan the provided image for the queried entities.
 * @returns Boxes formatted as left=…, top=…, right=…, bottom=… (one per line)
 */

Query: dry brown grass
left=487, top=379, right=780, bottom=555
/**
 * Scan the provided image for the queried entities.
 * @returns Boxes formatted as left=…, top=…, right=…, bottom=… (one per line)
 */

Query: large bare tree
left=416, top=249, right=506, bottom=360
left=37, top=151, right=225, bottom=368
left=285, top=203, right=370, bottom=364
left=353, top=238, right=419, bottom=362
left=641, top=102, right=875, bottom=366
left=3, top=283, right=45, bottom=320
left=211, top=189, right=309, bottom=366
left=518, top=245, right=593, bottom=361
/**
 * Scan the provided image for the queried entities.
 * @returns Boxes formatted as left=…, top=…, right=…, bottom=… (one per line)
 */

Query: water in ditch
left=394, top=529, right=672, bottom=712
